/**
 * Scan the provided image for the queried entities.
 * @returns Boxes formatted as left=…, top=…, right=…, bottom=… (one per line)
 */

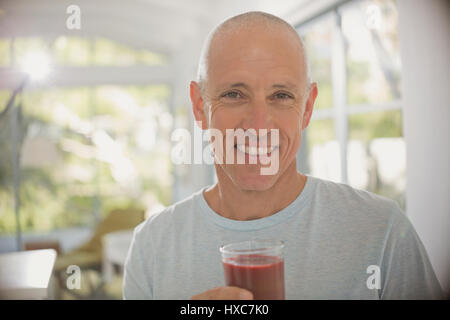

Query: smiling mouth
left=235, top=144, right=279, bottom=156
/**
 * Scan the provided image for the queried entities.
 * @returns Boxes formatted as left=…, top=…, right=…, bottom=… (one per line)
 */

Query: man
left=123, top=11, right=443, bottom=299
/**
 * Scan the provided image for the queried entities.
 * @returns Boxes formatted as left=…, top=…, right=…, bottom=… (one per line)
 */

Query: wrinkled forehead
left=204, top=24, right=308, bottom=89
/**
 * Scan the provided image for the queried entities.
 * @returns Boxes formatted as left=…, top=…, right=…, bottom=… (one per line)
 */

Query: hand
left=191, top=286, right=254, bottom=300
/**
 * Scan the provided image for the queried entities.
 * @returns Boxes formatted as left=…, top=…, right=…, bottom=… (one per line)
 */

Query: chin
left=231, top=168, right=280, bottom=192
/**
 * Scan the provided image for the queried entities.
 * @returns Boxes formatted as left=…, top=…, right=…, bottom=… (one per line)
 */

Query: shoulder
left=308, top=176, right=404, bottom=225
left=132, top=188, right=204, bottom=242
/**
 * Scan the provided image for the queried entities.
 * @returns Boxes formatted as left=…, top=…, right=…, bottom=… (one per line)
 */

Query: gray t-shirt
left=123, top=176, right=443, bottom=299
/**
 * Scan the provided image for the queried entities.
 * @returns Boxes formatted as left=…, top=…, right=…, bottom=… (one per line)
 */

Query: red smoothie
left=222, top=254, right=285, bottom=300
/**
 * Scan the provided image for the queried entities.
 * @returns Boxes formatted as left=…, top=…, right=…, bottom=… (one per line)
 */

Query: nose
left=242, top=95, right=275, bottom=132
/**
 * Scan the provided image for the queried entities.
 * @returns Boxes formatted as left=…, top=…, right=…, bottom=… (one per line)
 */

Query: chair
left=53, top=208, right=145, bottom=299
left=25, top=240, right=61, bottom=254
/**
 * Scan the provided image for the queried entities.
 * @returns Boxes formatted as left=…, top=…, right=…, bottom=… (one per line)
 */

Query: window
left=301, top=14, right=333, bottom=110
left=0, top=39, right=11, bottom=66
left=10, top=36, right=168, bottom=67
left=343, top=0, right=401, bottom=105
left=297, top=0, right=405, bottom=208
left=53, top=36, right=91, bottom=66
left=0, top=85, right=172, bottom=233
left=92, top=38, right=168, bottom=66
left=0, top=36, right=172, bottom=233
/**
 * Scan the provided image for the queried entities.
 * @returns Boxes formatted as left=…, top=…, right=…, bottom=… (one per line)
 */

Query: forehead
left=207, top=25, right=306, bottom=88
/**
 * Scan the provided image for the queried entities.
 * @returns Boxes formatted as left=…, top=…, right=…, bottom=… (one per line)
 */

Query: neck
left=204, top=161, right=307, bottom=221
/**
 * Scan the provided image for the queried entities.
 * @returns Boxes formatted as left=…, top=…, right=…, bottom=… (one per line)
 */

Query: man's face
left=193, top=25, right=317, bottom=191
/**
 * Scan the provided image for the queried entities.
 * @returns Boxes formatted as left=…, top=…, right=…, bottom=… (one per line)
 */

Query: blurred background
left=0, top=0, right=448, bottom=299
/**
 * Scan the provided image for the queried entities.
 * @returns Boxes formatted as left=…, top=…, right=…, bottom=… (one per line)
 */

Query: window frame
left=295, top=3, right=403, bottom=184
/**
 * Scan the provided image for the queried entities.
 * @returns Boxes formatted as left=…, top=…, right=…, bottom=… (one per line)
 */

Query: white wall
left=398, top=0, right=450, bottom=296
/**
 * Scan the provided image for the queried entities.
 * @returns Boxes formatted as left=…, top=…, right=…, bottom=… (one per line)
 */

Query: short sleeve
left=380, top=205, right=444, bottom=299
left=123, top=223, right=153, bottom=300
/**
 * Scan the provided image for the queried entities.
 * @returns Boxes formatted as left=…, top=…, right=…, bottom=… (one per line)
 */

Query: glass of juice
left=220, top=240, right=285, bottom=300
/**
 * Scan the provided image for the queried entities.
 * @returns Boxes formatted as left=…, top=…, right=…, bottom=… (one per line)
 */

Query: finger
left=217, top=286, right=254, bottom=300
left=191, top=286, right=254, bottom=300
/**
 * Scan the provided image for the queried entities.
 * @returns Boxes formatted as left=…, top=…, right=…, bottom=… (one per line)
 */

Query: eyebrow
left=229, top=82, right=249, bottom=89
left=223, top=82, right=299, bottom=90
left=272, top=83, right=298, bottom=90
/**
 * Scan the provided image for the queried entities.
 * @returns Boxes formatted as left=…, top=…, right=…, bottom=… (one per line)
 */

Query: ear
left=301, top=82, right=318, bottom=130
left=190, top=81, right=208, bottom=130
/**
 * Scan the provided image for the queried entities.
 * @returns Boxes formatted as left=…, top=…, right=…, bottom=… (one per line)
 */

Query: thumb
left=236, top=288, right=253, bottom=300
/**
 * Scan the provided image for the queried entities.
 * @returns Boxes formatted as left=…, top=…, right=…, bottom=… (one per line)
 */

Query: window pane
left=93, top=38, right=137, bottom=66
left=93, top=38, right=167, bottom=66
left=0, top=84, right=173, bottom=234
left=298, top=14, right=333, bottom=109
left=13, top=37, right=50, bottom=67
left=0, top=90, right=14, bottom=233
left=306, top=119, right=341, bottom=182
left=50, top=36, right=167, bottom=66
left=23, top=87, right=92, bottom=121
left=139, top=50, right=168, bottom=65
left=7, top=88, right=96, bottom=233
left=348, top=110, right=405, bottom=208
left=93, top=85, right=172, bottom=215
left=342, top=0, right=402, bottom=105
left=349, top=109, right=402, bottom=141
left=0, top=39, right=11, bottom=66
left=53, top=36, right=91, bottom=66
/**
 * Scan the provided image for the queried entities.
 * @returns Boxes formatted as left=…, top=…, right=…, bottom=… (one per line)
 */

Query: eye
left=221, top=91, right=243, bottom=99
left=273, top=92, right=294, bottom=100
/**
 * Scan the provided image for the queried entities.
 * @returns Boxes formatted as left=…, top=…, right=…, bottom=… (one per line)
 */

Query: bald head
left=196, top=11, right=311, bottom=93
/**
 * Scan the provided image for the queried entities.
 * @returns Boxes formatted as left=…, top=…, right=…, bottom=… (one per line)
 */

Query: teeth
left=236, top=145, right=246, bottom=154
left=236, top=145, right=277, bottom=155
left=248, top=146, right=257, bottom=155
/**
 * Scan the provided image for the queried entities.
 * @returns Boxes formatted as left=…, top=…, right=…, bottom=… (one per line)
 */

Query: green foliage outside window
left=0, top=36, right=172, bottom=234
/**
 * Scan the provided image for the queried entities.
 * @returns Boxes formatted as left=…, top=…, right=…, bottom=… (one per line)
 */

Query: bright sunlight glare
left=19, top=51, right=51, bottom=81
